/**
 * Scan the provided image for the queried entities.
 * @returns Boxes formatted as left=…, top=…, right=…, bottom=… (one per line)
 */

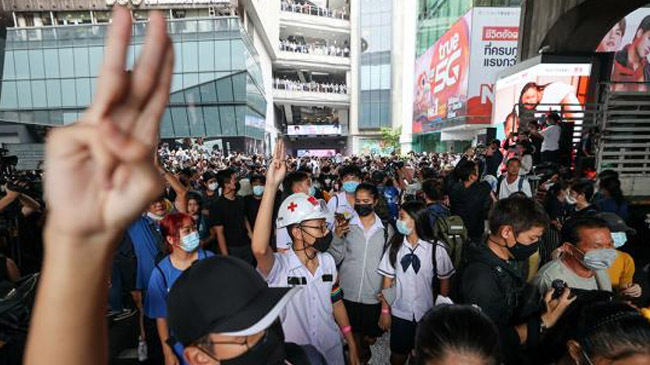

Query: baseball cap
left=167, top=256, right=299, bottom=346
left=595, top=212, right=636, bottom=235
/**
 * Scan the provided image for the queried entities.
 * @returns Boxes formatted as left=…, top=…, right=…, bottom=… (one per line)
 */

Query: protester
left=497, top=158, right=533, bottom=199
left=594, top=177, right=629, bottom=221
left=457, top=196, right=573, bottom=365
left=186, top=192, right=212, bottom=248
left=413, top=305, right=500, bottom=365
left=534, top=217, right=615, bottom=293
left=484, top=139, right=504, bottom=177
left=145, top=213, right=214, bottom=365
left=377, top=201, right=455, bottom=365
left=329, top=182, right=394, bottom=363
left=449, top=161, right=494, bottom=244
left=515, top=140, right=534, bottom=176
left=565, top=180, right=599, bottom=220
left=252, top=141, right=360, bottom=365
left=327, top=164, right=363, bottom=225
left=530, top=112, right=562, bottom=164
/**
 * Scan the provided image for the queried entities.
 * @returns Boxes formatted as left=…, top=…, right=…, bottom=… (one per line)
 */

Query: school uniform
left=329, top=214, right=393, bottom=338
left=377, top=238, right=455, bottom=355
left=261, top=249, right=345, bottom=365
left=145, top=249, right=214, bottom=364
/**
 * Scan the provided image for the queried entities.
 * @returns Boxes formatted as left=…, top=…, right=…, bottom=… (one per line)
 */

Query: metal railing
left=280, top=1, right=349, bottom=20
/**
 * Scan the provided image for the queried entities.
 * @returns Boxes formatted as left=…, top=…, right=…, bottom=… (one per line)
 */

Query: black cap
left=167, top=256, right=297, bottom=346
left=595, top=212, right=636, bottom=235
left=202, top=170, right=217, bottom=182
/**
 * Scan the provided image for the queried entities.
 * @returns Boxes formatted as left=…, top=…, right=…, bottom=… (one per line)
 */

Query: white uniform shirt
left=497, top=176, right=533, bottom=200
left=327, top=192, right=358, bottom=224
left=276, top=227, right=292, bottom=251
left=262, top=249, right=344, bottom=364
left=540, top=124, right=561, bottom=152
left=377, top=238, right=455, bottom=322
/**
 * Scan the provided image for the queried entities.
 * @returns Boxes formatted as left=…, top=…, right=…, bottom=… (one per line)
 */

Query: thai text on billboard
left=287, top=124, right=342, bottom=136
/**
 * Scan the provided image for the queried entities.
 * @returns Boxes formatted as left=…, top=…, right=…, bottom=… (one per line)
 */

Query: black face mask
left=218, top=322, right=286, bottom=365
left=508, top=241, right=539, bottom=261
left=354, top=204, right=374, bottom=217
left=312, top=231, right=333, bottom=252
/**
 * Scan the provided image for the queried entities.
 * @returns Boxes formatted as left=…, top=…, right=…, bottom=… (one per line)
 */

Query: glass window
left=43, top=49, right=60, bottom=78
left=160, top=109, right=175, bottom=138
left=360, top=66, right=370, bottom=90
left=63, top=112, right=78, bottom=126
left=216, top=77, right=234, bottom=102
left=380, top=64, right=391, bottom=89
left=183, top=73, right=199, bottom=89
left=170, top=107, right=190, bottom=136
left=198, top=41, right=215, bottom=72
left=0, top=82, right=18, bottom=109
left=88, top=47, right=104, bottom=76
left=204, top=106, right=222, bottom=136
left=28, top=50, right=45, bottom=79
left=74, top=47, right=90, bottom=77
left=16, top=81, right=32, bottom=108
left=173, top=42, right=183, bottom=74
left=232, top=73, right=246, bottom=101
left=13, top=51, right=30, bottom=79
left=187, top=105, right=206, bottom=137
left=370, top=64, right=381, bottom=90
left=76, top=78, right=91, bottom=106
left=182, top=42, right=199, bottom=72
left=60, top=79, right=77, bottom=107
left=220, top=106, right=236, bottom=136
left=199, top=82, right=218, bottom=103
left=170, top=73, right=183, bottom=93
left=214, top=40, right=232, bottom=70
left=3, top=52, right=15, bottom=80
left=46, top=80, right=62, bottom=107
left=59, top=48, right=75, bottom=78
left=379, top=102, right=390, bottom=127
left=236, top=106, right=247, bottom=137
left=231, top=40, right=246, bottom=70
left=31, top=81, right=47, bottom=108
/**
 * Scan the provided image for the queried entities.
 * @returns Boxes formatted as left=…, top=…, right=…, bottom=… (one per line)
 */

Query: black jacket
left=457, top=245, right=543, bottom=364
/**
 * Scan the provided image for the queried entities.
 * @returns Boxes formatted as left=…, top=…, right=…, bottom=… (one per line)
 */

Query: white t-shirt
left=540, top=124, right=561, bottom=152
left=497, top=176, right=532, bottom=200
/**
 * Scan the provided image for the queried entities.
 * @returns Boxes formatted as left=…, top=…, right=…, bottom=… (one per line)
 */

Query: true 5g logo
left=433, top=32, right=461, bottom=95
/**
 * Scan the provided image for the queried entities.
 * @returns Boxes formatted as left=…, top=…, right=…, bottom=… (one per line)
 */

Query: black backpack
left=0, top=273, right=39, bottom=342
left=431, top=212, right=468, bottom=270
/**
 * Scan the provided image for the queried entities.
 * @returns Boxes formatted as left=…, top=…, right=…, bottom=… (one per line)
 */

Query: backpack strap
left=497, top=175, right=505, bottom=196
left=518, top=176, right=525, bottom=192
left=155, top=263, right=170, bottom=293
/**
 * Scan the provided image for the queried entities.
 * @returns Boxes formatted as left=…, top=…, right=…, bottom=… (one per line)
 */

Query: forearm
left=0, top=194, right=18, bottom=212
left=156, top=318, right=174, bottom=357
left=252, top=183, right=278, bottom=274
left=439, top=278, right=450, bottom=297
left=26, top=228, right=121, bottom=365
left=333, top=300, right=356, bottom=349
left=216, top=229, right=228, bottom=255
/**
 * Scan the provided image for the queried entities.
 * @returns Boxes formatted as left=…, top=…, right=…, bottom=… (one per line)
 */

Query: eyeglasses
left=300, top=222, right=331, bottom=233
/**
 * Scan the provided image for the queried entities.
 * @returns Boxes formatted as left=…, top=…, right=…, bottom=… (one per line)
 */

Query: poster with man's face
left=597, top=8, right=650, bottom=91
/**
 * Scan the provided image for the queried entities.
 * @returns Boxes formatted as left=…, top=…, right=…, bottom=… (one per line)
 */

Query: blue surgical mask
left=582, top=248, right=618, bottom=270
left=343, top=181, right=360, bottom=194
left=396, top=219, right=412, bottom=236
left=180, top=231, right=200, bottom=252
left=309, top=186, right=316, bottom=196
left=253, top=186, right=265, bottom=196
left=611, top=232, right=627, bottom=248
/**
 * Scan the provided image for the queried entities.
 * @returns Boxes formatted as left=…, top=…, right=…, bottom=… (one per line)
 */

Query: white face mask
left=565, top=195, right=577, bottom=205
left=208, top=182, right=218, bottom=191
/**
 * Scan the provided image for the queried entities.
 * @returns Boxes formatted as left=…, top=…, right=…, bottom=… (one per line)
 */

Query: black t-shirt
left=244, top=195, right=262, bottom=228
left=209, top=196, right=251, bottom=248
left=449, top=181, right=492, bottom=241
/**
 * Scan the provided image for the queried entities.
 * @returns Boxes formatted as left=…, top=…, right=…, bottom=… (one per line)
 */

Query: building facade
left=0, top=0, right=275, bottom=155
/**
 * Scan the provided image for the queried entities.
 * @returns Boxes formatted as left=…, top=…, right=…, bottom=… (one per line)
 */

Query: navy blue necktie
left=401, top=250, right=421, bottom=274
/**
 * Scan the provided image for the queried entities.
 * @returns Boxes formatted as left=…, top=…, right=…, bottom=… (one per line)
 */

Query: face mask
left=354, top=204, right=374, bottom=217
left=508, top=240, right=539, bottom=261
left=179, top=231, right=200, bottom=252
left=611, top=232, right=627, bottom=248
left=308, top=186, right=317, bottom=196
left=310, top=231, right=333, bottom=252
left=343, top=181, right=360, bottom=194
left=253, top=186, right=265, bottom=197
left=207, top=182, right=218, bottom=191
left=217, top=322, right=286, bottom=365
left=542, top=181, right=555, bottom=191
left=147, top=211, right=165, bottom=222
left=582, top=248, right=618, bottom=270
left=324, top=178, right=332, bottom=186
left=396, top=219, right=412, bottom=235
left=565, top=195, right=577, bottom=205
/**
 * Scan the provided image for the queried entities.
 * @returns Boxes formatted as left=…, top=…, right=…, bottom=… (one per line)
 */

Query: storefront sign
left=107, top=0, right=229, bottom=6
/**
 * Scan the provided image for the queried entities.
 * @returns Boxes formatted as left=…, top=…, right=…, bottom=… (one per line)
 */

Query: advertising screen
left=492, top=63, right=592, bottom=140
left=597, top=8, right=650, bottom=91
left=413, top=8, right=520, bottom=134
left=297, top=149, right=337, bottom=157
left=287, top=125, right=342, bottom=136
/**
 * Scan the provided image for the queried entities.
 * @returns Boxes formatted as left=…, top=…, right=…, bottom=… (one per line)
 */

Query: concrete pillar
left=348, top=0, right=361, bottom=154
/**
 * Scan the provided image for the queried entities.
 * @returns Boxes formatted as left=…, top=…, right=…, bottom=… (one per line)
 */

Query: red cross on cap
left=287, top=202, right=298, bottom=212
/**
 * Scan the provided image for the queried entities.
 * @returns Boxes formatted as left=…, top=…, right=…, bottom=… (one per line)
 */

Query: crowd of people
left=280, top=39, right=351, bottom=58
left=281, top=0, right=349, bottom=20
left=2, top=7, right=650, bottom=365
left=274, top=78, right=349, bottom=94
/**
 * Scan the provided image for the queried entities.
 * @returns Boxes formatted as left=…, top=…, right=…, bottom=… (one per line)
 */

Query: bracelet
left=341, top=325, right=352, bottom=335
left=381, top=308, right=390, bottom=314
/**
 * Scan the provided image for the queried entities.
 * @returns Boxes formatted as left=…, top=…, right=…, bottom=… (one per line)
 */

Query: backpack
left=431, top=213, right=468, bottom=270
left=0, top=273, right=39, bottom=342
left=496, top=175, right=526, bottom=198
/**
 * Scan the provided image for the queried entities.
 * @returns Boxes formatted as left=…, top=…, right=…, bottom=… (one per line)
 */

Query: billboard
left=413, top=11, right=471, bottom=133
left=413, top=8, right=520, bottom=134
left=492, top=63, right=592, bottom=139
left=287, top=124, right=342, bottom=136
left=297, top=149, right=337, bottom=157
left=597, top=8, right=650, bottom=91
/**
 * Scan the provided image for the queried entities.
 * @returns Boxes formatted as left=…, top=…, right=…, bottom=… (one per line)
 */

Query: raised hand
left=266, top=138, right=287, bottom=188
left=44, top=7, right=173, bottom=240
